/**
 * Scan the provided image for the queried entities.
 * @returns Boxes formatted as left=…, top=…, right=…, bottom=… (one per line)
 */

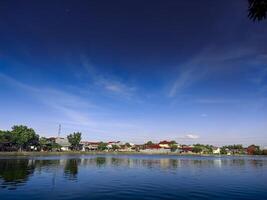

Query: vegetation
left=221, top=145, right=245, bottom=155
left=0, top=125, right=80, bottom=152
left=145, top=141, right=154, bottom=145
left=125, top=142, right=131, bottom=147
left=111, top=145, right=119, bottom=151
left=67, top=132, right=82, bottom=150
left=0, top=125, right=266, bottom=155
left=192, top=144, right=213, bottom=154
left=170, top=145, right=178, bottom=152
left=169, top=141, right=178, bottom=152
left=97, top=142, right=108, bottom=151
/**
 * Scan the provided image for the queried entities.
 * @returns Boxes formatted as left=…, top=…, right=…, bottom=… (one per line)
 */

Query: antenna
left=58, top=124, right=61, bottom=138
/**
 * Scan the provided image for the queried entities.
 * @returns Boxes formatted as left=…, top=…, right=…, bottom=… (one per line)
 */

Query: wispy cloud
left=95, top=77, right=136, bottom=97
left=169, top=68, right=198, bottom=97
left=176, top=134, right=200, bottom=140
left=0, top=73, right=136, bottom=132
left=81, top=56, right=136, bottom=98
left=168, top=47, right=256, bottom=98
left=184, top=134, right=199, bottom=139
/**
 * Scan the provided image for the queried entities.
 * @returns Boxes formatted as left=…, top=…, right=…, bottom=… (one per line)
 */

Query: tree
left=248, top=0, right=267, bottom=21
left=220, top=146, right=228, bottom=155
left=97, top=142, right=107, bottom=151
left=170, top=140, right=177, bottom=145
left=125, top=142, right=131, bottom=147
left=145, top=141, right=154, bottom=145
left=170, top=145, right=178, bottom=152
left=111, top=144, right=119, bottom=151
left=0, top=130, right=11, bottom=143
left=39, top=137, right=49, bottom=151
left=192, top=146, right=203, bottom=154
left=67, top=132, right=82, bottom=151
left=51, top=143, right=62, bottom=151
left=11, top=125, right=39, bottom=151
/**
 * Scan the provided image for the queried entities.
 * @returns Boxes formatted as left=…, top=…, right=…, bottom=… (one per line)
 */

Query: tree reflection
left=96, top=157, right=106, bottom=167
left=64, top=159, right=79, bottom=180
left=0, top=159, right=35, bottom=189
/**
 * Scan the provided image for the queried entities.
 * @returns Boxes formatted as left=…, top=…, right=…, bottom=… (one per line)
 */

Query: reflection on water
left=0, top=155, right=267, bottom=199
left=64, top=159, right=79, bottom=180
left=0, top=155, right=266, bottom=189
left=0, top=159, right=35, bottom=189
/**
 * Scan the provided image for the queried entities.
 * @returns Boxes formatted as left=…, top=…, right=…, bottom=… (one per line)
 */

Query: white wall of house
left=159, top=144, right=170, bottom=148
left=213, top=148, right=221, bottom=154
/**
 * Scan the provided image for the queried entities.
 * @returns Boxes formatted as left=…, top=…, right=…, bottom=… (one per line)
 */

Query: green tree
left=51, top=143, right=62, bottom=151
left=220, top=146, right=228, bottom=154
left=67, top=132, right=82, bottom=151
left=111, top=144, right=119, bottom=151
left=0, top=130, right=11, bottom=143
left=170, top=145, right=178, bottom=152
left=125, top=142, right=131, bottom=147
left=192, top=146, right=203, bottom=153
left=39, top=137, right=49, bottom=151
left=170, top=140, right=177, bottom=145
left=145, top=141, right=154, bottom=145
left=11, top=125, right=39, bottom=151
left=97, top=142, right=107, bottom=151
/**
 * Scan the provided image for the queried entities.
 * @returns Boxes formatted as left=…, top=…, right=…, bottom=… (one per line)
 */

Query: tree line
left=0, top=125, right=82, bottom=151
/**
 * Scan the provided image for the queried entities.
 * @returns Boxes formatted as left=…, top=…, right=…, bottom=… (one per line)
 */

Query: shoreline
left=0, top=151, right=264, bottom=157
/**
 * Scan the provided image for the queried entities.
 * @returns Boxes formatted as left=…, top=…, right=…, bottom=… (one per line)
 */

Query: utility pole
left=58, top=124, right=61, bottom=138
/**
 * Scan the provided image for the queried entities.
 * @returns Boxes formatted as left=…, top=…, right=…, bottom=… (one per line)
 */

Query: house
left=246, top=145, right=260, bottom=155
left=55, top=137, right=71, bottom=151
left=80, top=141, right=99, bottom=151
left=158, top=141, right=171, bottom=148
left=212, top=147, right=221, bottom=154
left=107, top=141, right=121, bottom=149
left=118, top=145, right=134, bottom=152
left=181, top=145, right=193, bottom=153
left=140, top=144, right=171, bottom=153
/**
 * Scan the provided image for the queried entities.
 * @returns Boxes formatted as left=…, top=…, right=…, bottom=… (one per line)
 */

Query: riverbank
left=0, top=151, right=263, bottom=157
left=0, top=151, right=187, bottom=156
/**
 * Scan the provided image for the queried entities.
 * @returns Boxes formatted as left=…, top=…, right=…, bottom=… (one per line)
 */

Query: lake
left=0, top=154, right=267, bottom=200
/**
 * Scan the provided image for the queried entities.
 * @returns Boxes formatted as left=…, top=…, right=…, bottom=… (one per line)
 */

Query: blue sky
left=0, top=0, right=267, bottom=146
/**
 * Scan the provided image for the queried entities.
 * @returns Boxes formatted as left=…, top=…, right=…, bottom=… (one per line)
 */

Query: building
left=158, top=141, right=171, bottom=148
left=246, top=145, right=260, bottom=155
left=80, top=141, right=99, bottom=151
left=180, top=145, right=193, bottom=153
left=106, top=141, right=121, bottom=149
left=140, top=144, right=171, bottom=153
left=55, top=137, right=71, bottom=151
left=212, top=147, right=221, bottom=154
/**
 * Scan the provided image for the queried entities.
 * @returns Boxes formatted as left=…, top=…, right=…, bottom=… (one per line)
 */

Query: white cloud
left=175, top=134, right=200, bottom=140
left=185, top=134, right=199, bottom=139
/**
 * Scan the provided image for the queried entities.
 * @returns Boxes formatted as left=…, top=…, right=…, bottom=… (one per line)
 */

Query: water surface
left=0, top=155, right=266, bottom=200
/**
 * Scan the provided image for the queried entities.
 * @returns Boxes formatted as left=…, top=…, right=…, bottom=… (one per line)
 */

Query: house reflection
left=1, top=156, right=266, bottom=190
